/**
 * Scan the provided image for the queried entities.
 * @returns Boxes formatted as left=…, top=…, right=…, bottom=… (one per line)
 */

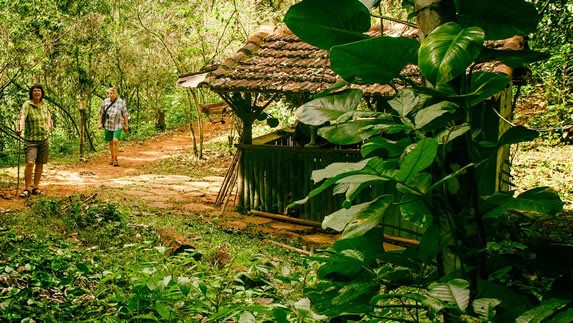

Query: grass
left=512, top=141, right=573, bottom=212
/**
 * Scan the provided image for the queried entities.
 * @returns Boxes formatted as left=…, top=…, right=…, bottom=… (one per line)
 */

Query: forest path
left=0, top=120, right=337, bottom=248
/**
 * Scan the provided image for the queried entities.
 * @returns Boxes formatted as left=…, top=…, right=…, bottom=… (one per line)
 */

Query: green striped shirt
left=21, top=100, right=50, bottom=141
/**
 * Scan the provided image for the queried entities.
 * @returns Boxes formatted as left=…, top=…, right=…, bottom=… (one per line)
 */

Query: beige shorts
left=24, top=139, right=50, bottom=164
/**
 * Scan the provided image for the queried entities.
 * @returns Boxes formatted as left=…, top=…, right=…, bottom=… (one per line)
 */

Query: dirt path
left=0, top=121, right=337, bottom=248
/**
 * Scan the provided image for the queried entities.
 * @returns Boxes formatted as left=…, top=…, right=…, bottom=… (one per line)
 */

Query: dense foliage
left=0, top=0, right=296, bottom=165
left=1, top=0, right=572, bottom=321
left=0, top=195, right=314, bottom=321
left=287, top=0, right=573, bottom=321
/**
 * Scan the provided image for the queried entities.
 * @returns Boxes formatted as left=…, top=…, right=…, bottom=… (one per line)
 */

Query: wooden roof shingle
left=178, top=24, right=419, bottom=97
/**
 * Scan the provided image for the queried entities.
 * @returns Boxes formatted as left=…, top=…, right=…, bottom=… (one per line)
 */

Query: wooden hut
left=177, top=25, right=524, bottom=240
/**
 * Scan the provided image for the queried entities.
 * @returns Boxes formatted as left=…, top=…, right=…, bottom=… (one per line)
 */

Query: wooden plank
left=250, top=210, right=322, bottom=227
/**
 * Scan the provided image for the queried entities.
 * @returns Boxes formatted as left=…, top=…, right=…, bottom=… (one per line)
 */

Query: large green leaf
left=455, top=0, right=538, bottom=40
left=361, top=137, right=412, bottom=158
left=414, top=101, right=458, bottom=129
left=400, top=195, right=433, bottom=229
left=323, top=200, right=373, bottom=231
left=396, top=138, right=439, bottom=182
left=341, top=195, right=394, bottom=239
left=312, top=158, right=373, bottom=183
left=305, top=280, right=377, bottom=316
left=472, top=298, right=502, bottom=321
left=468, top=72, right=511, bottom=107
left=289, top=159, right=375, bottom=208
left=388, top=88, right=432, bottom=119
left=313, top=250, right=371, bottom=279
left=483, top=187, right=563, bottom=217
left=331, top=228, right=385, bottom=264
left=397, top=172, right=433, bottom=195
left=337, top=174, right=390, bottom=207
left=419, top=22, right=485, bottom=85
left=428, top=279, right=470, bottom=312
left=318, top=119, right=389, bottom=144
left=515, top=298, right=571, bottom=323
left=477, top=48, right=551, bottom=68
left=435, top=124, right=470, bottom=144
left=497, top=125, right=539, bottom=146
left=295, top=89, right=363, bottom=126
left=330, top=37, right=419, bottom=84
left=283, top=0, right=370, bottom=50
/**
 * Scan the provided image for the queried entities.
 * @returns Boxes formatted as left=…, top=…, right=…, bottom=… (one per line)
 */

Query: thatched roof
left=177, top=24, right=419, bottom=97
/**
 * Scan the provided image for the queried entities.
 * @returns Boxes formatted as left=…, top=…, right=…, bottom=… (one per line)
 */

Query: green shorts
left=24, top=139, right=50, bottom=164
left=104, top=129, right=123, bottom=142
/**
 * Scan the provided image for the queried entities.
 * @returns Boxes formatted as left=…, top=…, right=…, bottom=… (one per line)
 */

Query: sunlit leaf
left=473, top=298, right=502, bottom=321
left=312, top=158, right=373, bottom=183
left=435, top=124, right=470, bottom=144
left=429, top=278, right=470, bottom=311
left=296, top=89, right=363, bottom=126
left=515, top=298, right=570, bottom=323
left=419, top=22, right=484, bottom=85
left=239, top=311, right=256, bottom=323
left=342, top=195, right=393, bottom=239
left=323, top=200, right=374, bottom=231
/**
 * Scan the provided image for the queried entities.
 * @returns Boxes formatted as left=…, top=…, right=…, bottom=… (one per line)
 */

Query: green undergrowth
left=0, top=194, right=320, bottom=322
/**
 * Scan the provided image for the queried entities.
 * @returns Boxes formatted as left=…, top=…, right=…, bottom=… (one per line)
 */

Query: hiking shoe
left=113, top=161, right=119, bottom=167
left=31, top=188, right=42, bottom=195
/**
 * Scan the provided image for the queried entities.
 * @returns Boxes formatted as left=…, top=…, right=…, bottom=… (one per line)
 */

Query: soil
left=0, top=119, right=338, bottom=249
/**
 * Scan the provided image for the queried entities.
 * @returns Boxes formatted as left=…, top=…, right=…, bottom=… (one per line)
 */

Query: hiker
left=16, top=84, right=52, bottom=198
left=99, top=86, right=129, bottom=166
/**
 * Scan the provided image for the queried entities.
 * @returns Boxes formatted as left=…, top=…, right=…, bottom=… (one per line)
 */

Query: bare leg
left=112, top=138, right=120, bottom=161
left=24, top=161, right=34, bottom=190
left=33, top=163, right=44, bottom=188
left=108, top=141, right=115, bottom=161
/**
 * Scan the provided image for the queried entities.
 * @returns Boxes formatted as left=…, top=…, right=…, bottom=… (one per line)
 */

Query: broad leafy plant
left=285, top=0, right=573, bottom=321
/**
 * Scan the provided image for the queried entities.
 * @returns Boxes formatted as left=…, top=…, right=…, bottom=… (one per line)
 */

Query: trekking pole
left=15, top=133, right=21, bottom=197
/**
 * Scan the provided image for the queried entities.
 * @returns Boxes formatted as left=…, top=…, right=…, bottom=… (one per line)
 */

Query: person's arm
left=98, top=102, right=104, bottom=129
left=16, top=104, right=28, bottom=137
left=46, top=110, right=52, bottom=133
left=17, top=114, right=26, bottom=136
left=122, top=101, right=129, bottom=131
